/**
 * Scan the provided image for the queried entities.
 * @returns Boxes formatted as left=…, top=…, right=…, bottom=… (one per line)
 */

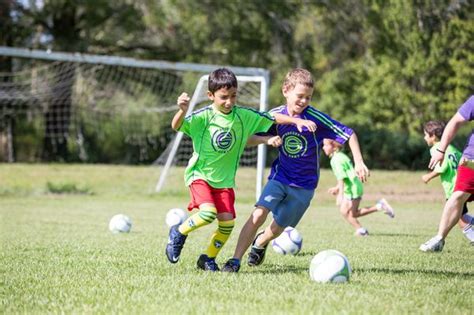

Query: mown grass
left=0, top=163, right=472, bottom=314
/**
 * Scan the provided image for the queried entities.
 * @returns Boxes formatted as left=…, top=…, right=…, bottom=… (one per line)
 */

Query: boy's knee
left=251, top=207, right=269, bottom=225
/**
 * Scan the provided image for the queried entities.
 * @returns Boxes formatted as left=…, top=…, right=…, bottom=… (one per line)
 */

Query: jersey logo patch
left=282, top=132, right=308, bottom=158
left=212, top=128, right=236, bottom=153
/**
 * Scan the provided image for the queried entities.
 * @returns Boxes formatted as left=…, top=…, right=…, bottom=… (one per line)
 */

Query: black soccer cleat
left=196, top=254, right=220, bottom=272
left=247, top=231, right=268, bottom=266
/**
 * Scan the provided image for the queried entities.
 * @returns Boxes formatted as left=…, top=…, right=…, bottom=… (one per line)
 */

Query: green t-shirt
left=329, top=151, right=363, bottom=199
left=431, top=142, right=462, bottom=198
left=179, top=105, right=274, bottom=188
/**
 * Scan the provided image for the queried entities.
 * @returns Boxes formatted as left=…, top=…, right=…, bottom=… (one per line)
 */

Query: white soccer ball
left=165, top=208, right=187, bottom=227
left=271, top=226, right=303, bottom=255
left=309, top=249, right=351, bottom=283
left=108, top=214, right=132, bottom=234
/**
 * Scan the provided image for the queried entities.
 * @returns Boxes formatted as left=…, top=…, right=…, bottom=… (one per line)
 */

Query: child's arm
left=328, top=180, right=344, bottom=205
left=422, top=171, right=440, bottom=184
left=429, top=112, right=467, bottom=169
left=347, top=133, right=370, bottom=183
left=247, top=135, right=282, bottom=148
left=271, top=113, right=316, bottom=132
left=171, top=92, right=190, bottom=131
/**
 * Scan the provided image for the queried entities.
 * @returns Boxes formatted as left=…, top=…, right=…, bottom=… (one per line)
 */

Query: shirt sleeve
left=178, top=111, right=204, bottom=137
left=241, top=108, right=275, bottom=136
left=306, top=107, right=353, bottom=144
left=458, top=95, right=474, bottom=121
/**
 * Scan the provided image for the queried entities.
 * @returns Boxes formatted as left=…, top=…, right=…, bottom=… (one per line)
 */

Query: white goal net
left=0, top=47, right=269, bottom=197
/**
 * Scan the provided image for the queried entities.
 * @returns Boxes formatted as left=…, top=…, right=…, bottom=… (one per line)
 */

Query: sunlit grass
left=0, top=164, right=472, bottom=314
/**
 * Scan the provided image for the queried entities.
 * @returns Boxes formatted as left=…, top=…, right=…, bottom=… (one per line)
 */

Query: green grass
left=0, top=164, right=472, bottom=314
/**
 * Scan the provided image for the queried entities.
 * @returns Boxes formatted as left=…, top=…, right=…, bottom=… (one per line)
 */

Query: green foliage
left=3, top=1, right=473, bottom=167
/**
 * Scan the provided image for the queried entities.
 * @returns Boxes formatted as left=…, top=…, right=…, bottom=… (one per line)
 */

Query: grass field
left=1, top=164, right=473, bottom=314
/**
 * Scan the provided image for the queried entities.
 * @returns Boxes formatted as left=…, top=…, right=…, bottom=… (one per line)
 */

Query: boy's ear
left=207, top=91, right=214, bottom=100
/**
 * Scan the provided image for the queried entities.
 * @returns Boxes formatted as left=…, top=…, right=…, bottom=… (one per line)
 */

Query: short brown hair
left=282, top=68, right=314, bottom=91
left=423, top=121, right=446, bottom=140
left=208, top=68, right=238, bottom=94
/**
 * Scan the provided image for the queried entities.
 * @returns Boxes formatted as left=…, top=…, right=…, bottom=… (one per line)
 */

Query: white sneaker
left=377, top=198, right=395, bottom=218
left=355, top=227, right=369, bottom=236
left=462, top=224, right=474, bottom=245
left=419, top=235, right=445, bottom=252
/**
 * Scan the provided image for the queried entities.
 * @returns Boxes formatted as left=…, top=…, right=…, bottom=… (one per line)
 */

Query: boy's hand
left=429, top=150, right=444, bottom=169
left=421, top=174, right=431, bottom=183
left=354, top=161, right=370, bottom=183
left=328, top=186, right=339, bottom=195
left=177, top=92, right=190, bottom=112
left=295, top=119, right=316, bottom=132
left=267, top=136, right=282, bottom=147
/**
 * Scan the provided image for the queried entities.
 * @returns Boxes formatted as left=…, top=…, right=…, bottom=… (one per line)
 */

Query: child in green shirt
left=322, top=139, right=394, bottom=236
left=421, top=121, right=474, bottom=245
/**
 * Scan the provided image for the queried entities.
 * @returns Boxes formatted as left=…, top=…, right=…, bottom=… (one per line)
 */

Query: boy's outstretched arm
left=429, top=112, right=466, bottom=169
left=271, top=113, right=316, bottom=132
left=422, top=171, right=439, bottom=184
left=247, top=135, right=282, bottom=147
left=171, top=92, right=190, bottom=131
left=348, top=133, right=370, bottom=182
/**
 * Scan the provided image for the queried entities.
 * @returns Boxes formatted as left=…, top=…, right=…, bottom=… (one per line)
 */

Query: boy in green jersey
left=322, top=139, right=394, bottom=236
left=421, top=121, right=474, bottom=244
left=165, top=68, right=316, bottom=271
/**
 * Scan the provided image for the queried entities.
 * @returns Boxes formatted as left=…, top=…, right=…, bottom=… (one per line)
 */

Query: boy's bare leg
left=438, top=191, right=471, bottom=238
left=355, top=205, right=379, bottom=216
left=340, top=199, right=363, bottom=229
left=254, top=219, right=286, bottom=247
left=232, top=207, right=269, bottom=260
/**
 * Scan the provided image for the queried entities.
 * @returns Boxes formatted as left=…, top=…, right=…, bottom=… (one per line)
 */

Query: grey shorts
left=256, top=180, right=315, bottom=228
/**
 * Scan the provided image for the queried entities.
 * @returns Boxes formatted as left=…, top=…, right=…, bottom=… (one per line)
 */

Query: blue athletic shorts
left=256, top=180, right=315, bottom=228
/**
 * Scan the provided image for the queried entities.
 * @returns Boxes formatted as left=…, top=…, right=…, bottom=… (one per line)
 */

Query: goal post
left=0, top=46, right=270, bottom=199
left=154, top=74, right=268, bottom=200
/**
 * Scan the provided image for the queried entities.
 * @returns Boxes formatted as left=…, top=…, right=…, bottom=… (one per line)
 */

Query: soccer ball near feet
left=271, top=226, right=303, bottom=255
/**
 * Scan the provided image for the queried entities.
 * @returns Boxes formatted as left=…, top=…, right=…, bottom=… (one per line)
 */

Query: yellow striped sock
left=178, top=205, right=217, bottom=235
left=205, top=219, right=235, bottom=258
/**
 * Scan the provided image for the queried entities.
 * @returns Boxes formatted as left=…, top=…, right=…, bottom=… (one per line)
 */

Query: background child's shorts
left=256, top=179, right=314, bottom=228
left=343, top=177, right=363, bottom=200
left=188, top=179, right=236, bottom=218
left=454, top=165, right=474, bottom=202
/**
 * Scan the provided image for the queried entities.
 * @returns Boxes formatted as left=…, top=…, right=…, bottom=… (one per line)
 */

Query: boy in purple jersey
left=420, top=95, right=474, bottom=252
left=222, top=68, right=369, bottom=272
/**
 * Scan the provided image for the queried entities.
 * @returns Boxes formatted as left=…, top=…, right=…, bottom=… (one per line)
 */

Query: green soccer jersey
left=329, top=151, right=363, bottom=199
left=431, top=142, right=462, bottom=198
left=179, top=105, right=274, bottom=188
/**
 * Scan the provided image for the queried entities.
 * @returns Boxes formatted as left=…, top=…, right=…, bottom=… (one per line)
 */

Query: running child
left=222, top=68, right=370, bottom=272
left=323, top=138, right=394, bottom=236
left=419, top=120, right=474, bottom=250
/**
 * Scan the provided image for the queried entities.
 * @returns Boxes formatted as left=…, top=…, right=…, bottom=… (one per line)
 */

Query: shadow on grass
left=357, top=267, right=474, bottom=278
left=240, top=263, right=307, bottom=274
left=372, top=232, right=426, bottom=237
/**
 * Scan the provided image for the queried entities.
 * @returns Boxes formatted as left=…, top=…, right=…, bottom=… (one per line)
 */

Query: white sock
left=462, top=224, right=474, bottom=242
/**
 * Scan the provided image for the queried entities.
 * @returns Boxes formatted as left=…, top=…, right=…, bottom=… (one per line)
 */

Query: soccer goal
left=0, top=46, right=270, bottom=198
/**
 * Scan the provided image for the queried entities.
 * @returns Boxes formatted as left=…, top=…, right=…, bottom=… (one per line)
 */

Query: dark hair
left=282, top=68, right=314, bottom=91
left=423, top=120, right=446, bottom=139
left=208, top=68, right=238, bottom=94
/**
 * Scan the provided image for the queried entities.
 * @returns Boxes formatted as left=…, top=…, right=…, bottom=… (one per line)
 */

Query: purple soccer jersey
left=458, top=95, right=474, bottom=160
left=264, top=105, right=353, bottom=189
